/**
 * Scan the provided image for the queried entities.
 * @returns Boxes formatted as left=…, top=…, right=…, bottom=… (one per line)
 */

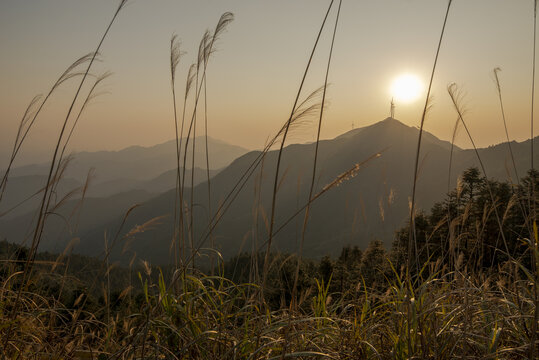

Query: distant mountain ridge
left=3, top=136, right=248, bottom=183
left=1, top=118, right=537, bottom=264
left=0, top=136, right=247, bottom=211
left=0, top=167, right=219, bottom=220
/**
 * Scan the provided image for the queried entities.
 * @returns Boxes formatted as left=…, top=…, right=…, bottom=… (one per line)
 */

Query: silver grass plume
left=185, top=63, right=197, bottom=100
left=170, top=34, right=183, bottom=86
left=197, top=30, right=212, bottom=71
left=447, top=82, right=510, bottom=258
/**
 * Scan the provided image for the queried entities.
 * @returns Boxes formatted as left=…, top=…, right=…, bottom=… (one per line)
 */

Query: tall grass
left=170, top=34, right=184, bottom=268
left=532, top=0, right=537, bottom=173
left=2, top=235, right=538, bottom=358
left=2, top=0, right=539, bottom=358
left=407, top=0, right=452, bottom=356
left=0, top=53, right=94, bottom=205
left=530, top=3, right=538, bottom=357
left=493, top=68, right=520, bottom=184
left=263, top=0, right=336, bottom=293
left=177, top=13, right=233, bottom=272
left=294, top=0, right=343, bottom=312
left=1, top=0, right=128, bottom=352
left=408, top=0, right=452, bottom=274
left=447, top=83, right=510, bottom=258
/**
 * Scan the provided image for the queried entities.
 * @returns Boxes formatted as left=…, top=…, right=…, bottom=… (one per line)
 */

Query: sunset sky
left=0, top=0, right=536, bottom=167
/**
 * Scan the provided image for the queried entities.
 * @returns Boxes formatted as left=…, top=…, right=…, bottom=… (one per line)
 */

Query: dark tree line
left=223, top=167, right=538, bottom=307
left=391, top=167, right=538, bottom=274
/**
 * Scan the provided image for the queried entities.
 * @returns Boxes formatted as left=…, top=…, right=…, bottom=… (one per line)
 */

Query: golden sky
left=0, top=0, right=536, bottom=167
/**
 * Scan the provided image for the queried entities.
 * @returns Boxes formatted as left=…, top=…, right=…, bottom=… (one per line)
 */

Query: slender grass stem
left=293, top=0, right=342, bottom=311
left=493, top=68, right=520, bottom=184
left=409, top=0, right=452, bottom=276
left=532, top=1, right=537, bottom=173
left=407, top=1, right=452, bottom=356
left=179, top=13, right=233, bottom=271
left=447, top=83, right=510, bottom=259
left=530, top=3, right=538, bottom=358
left=25, top=0, right=127, bottom=294
left=263, top=0, right=336, bottom=292
left=185, top=88, right=325, bottom=272
left=203, top=76, right=214, bottom=274
left=493, top=68, right=533, bottom=240
left=170, top=35, right=183, bottom=268
left=4, top=0, right=127, bottom=350
left=0, top=55, right=93, bottom=205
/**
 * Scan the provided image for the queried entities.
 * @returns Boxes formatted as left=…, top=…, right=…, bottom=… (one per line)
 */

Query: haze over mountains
left=4, top=135, right=247, bottom=183
left=1, top=118, right=536, bottom=265
left=0, top=136, right=247, bottom=218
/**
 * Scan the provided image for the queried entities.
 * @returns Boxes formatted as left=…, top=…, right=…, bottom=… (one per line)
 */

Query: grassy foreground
left=1, top=0, right=539, bottom=358
left=1, top=244, right=538, bottom=359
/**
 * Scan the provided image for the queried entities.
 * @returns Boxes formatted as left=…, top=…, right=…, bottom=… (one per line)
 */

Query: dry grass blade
left=12, top=95, right=42, bottom=151
left=170, top=33, right=186, bottom=268
left=170, top=34, right=184, bottom=85
left=263, top=0, right=336, bottom=293
left=447, top=83, right=510, bottom=259
left=185, top=85, right=329, bottom=273
left=263, top=151, right=384, bottom=249
left=197, top=30, right=212, bottom=70
left=406, top=2, right=452, bottom=357
left=124, top=216, right=167, bottom=239
left=0, top=53, right=95, bottom=205
left=493, top=67, right=520, bottom=184
left=185, top=63, right=197, bottom=100
left=2, top=6, right=129, bottom=347
left=60, top=72, right=112, bottom=167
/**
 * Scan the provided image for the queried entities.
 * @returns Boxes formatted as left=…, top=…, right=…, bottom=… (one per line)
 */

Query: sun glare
left=391, top=74, right=423, bottom=103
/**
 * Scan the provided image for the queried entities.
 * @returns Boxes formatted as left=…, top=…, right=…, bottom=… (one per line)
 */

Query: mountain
left=0, top=189, right=156, bottom=255
left=0, top=136, right=246, bottom=215
left=4, top=136, right=248, bottom=185
left=0, top=167, right=219, bottom=221
left=83, top=167, right=220, bottom=198
left=2, top=118, right=537, bottom=264
left=0, top=175, right=82, bottom=219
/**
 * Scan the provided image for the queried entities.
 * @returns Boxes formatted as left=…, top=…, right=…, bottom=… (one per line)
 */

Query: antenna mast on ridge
left=390, top=98, right=395, bottom=119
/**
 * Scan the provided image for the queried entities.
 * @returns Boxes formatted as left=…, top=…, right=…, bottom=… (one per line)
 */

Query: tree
left=334, top=245, right=363, bottom=294
left=391, top=167, right=534, bottom=273
left=359, top=240, right=387, bottom=288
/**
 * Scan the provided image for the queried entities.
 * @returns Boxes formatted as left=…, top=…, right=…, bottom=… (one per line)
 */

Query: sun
left=390, top=74, right=424, bottom=103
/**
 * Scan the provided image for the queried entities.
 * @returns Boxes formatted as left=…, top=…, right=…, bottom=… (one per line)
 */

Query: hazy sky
left=0, top=0, right=536, bottom=167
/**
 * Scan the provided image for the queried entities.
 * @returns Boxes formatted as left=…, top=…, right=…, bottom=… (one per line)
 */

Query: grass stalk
left=263, top=0, right=336, bottom=293
left=447, top=83, right=510, bottom=259
left=0, top=53, right=94, bottom=205
left=493, top=68, right=520, bottom=184
left=190, top=87, right=197, bottom=270
left=532, top=1, right=537, bottom=173
left=530, top=3, right=538, bottom=358
left=293, top=0, right=342, bottom=311
left=407, top=0, right=452, bottom=356
left=408, top=0, right=452, bottom=275
left=185, top=91, right=334, bottom=273
left=257, top=153, right=383, bottom=254
left=170, top=34, right=184, bottom=268
left=203, top=76, right=214, bottom=274
left=179, top=13, right=233, bottom=271
left=26, top=0, right=128, bottom=284
left=3, top=1, right=127, bottom=350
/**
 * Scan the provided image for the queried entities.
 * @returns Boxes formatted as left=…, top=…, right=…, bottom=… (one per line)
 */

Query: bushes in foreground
left=1, top=252, right=537, bottom=359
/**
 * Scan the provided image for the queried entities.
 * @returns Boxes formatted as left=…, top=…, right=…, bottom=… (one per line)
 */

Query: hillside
left=2, top=136, right=248, bottom=191
left=2, top=118, right=537, bottom=264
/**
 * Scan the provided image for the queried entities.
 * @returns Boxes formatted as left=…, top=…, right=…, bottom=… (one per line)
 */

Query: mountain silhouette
left=2, top=118, right=537, bottom=264
left=3, top=136, right=248, bottom=187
